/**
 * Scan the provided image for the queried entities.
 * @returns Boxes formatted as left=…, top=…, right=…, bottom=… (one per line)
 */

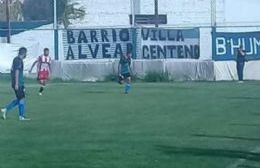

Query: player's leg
left=39, top=70, right=49, bottom=95
left=1, top=87, right=22, bottom=119
left=1, top=99, right=18, bottom=120
left=38, top=71, right=44, bottom=95
left=124, top=74, right=131, bottom=94
left=237, top=62, right=244, bottom=83
left=1, top=87, right=25, bottom=120
left=39, top=80, right=45, bottom=95
left=241, top=62, right=245, bottom=81
left=3, top=99, right=19, bottom=112
left=17, top=87, right=30, bottom=121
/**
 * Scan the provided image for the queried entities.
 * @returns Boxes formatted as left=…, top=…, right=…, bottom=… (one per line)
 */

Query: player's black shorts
left=122, top=73, right=131, bottom=79
left=13, top=86, right=25, bottom=100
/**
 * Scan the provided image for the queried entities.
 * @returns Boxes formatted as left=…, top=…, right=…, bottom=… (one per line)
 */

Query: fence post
left=211, top=0, right=216, bottom=61
left=54, top=0, right=59, bottom=60
left=6, top=0, right=11, bottom=43
left=154, top=0, right=159, bottom=28
left=130, top=0, right=137, bottom=59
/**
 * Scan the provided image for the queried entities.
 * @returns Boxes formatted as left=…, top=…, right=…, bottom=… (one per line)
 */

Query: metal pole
left=211, top=0, right=217, bottom=61
left=53, top=0, right=57, bottom=29
left=154, top=0, right=159, bottom=27
left=54, top=0, right=59, bottom=60
left=211, top=0, right=216, bottom=27
left=6, top=0, right=11, bottom=43
left=130, top=0, right=136, bottom=59
left=130, top=0, right=135, bottom=27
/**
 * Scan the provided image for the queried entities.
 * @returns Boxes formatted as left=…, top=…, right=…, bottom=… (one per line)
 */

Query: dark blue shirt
left=237, top=50, right=246, bottom=63
left=11, top=56, right=24, bottom=88
left=119, top=57, right=131, bottom=74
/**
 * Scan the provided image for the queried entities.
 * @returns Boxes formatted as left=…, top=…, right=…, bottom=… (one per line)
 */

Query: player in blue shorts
left=1, top=47, right=30, bottom=121
left=118, top=52, right=132, bottom=94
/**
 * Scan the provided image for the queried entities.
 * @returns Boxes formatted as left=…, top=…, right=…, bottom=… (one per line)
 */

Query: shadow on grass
left=192, top=134, right=260, bottom=142
left=156, top=145, right=260, bottom=161
left=224, top=96, right=260, bottom=100
left=230, top=123, right=260, bottom=127
left=251, top=113, right=260, bottom=116
left=237, top=165, right=260, bottom=168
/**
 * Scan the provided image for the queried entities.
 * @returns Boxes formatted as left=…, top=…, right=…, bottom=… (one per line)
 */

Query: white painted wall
left=72, top=0, right=225, bottom=27
left=225, top=0, right=260, bottom=24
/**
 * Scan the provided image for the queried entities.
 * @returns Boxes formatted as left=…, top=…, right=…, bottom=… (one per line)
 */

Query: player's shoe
left=1, top=108, right=7, bottom=120
left=238, top=81, right=244, bottom=84
left=39, top=92, right=42, bottom=96
left=19, top=116, right=31, bottom=121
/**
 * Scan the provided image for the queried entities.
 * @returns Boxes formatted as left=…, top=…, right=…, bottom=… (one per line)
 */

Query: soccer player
left=29, top=48, right=51, bottom=96
left=118, top=52, right=132, bottom=94
left=1, top=47, right=30, bottom=121
left=236, top=45, right=247, bottom=83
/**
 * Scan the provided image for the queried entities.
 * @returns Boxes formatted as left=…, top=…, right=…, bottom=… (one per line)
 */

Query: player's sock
left=125, top=84, right=131, bottom=94
left=18, top=99, right=25, bottom=117
left=39, top=86, right=44, bottom=93
left=5, top=99, right=18, bottom=112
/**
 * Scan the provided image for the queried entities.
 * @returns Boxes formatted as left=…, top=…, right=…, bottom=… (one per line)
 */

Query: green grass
left=1, top=79, right=260, bottom=168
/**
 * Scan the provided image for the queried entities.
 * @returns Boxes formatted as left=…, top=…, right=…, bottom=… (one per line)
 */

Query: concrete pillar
left=134, top=0, right=140, bottom=14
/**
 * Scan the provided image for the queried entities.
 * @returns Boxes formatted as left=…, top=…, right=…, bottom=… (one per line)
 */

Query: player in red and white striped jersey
left=29, top=48, right=52, bottom=96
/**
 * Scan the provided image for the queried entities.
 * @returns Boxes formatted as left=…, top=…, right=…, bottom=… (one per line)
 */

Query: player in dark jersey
left=1, top=47, right=30, bottom=120
left=118, top=52, right=132, bottom=94
left=29, top=48, right=52, bottom=96
left=236, top=45, right=247, bottom=83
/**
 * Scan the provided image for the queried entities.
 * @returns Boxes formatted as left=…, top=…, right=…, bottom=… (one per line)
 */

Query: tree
left=11, top=0, right=24, bottom=21
left=0, top=0, right=24, bottom=21
left=57, top=0, right=85, bottom=28
left=23, top=0, right=53, bottom=21
left=0, top=1, right=6, bottom=21
left=22, top=0, right=85, bottom=27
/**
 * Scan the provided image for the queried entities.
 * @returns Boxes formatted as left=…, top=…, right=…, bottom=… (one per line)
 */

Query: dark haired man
left=118, top=52, right=132, bottom=94
left=236, top=45, right=247, bottom=83
left=1, top=47, right=30, bottom=120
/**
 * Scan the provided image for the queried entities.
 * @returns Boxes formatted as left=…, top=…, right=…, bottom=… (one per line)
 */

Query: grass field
left=1, top=78, right=260, bottom=168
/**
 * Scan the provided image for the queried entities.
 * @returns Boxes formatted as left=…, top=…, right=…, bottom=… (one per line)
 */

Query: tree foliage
left=23, top=0, right=85, bottom=27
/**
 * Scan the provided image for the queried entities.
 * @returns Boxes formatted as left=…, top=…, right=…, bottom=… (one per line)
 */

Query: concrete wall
left=72, top=0, right=225, bottom=27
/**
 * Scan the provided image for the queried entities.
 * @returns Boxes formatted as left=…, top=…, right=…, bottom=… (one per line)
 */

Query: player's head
left=44, top=48, right=49, bottom=56
left=18, top=47, right=27, bottom=59
left=121, top=51, right=131, bottom=60
left=126, top=51, right=132, bottom=58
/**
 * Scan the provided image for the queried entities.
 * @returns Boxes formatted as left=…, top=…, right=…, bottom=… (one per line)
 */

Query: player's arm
left=241, top=50, right=246, bottom=56
left=118, top=61, right=122, bottom=76
left=128, top=59, right=133, bottom=75
left=49, top=63, right=52, bottom=74
left=49, top=59, right=52, bottom=73
left=238, top=48, right=246, bottom=56
left=129, top=64, right=133, bottom=76
left=15, top=69, right=19, bottom=90
left=29, top=60, right=38, bottom=73
left=13, top=58, right=22, bottom=90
